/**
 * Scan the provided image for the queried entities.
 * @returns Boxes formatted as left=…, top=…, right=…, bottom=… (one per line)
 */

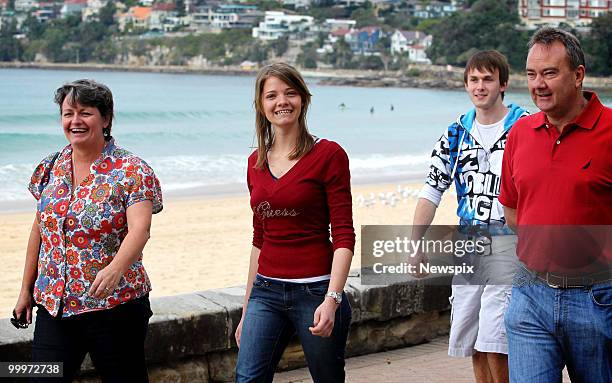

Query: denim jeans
left=505, top=266, right=612, bottom=383
left=235, top=275, right=352, bottom=383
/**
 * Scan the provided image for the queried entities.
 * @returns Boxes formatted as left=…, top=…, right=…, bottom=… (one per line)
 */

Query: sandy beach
left=0, top=182, right=458, bottom=319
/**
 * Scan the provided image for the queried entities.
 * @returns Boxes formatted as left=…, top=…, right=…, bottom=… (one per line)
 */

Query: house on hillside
left=344, top=26, right=383, bottom=55
left=281, top=0, right=311, bottom=10
left=518, top=0, right=612, bottom=28
left=60, top=0, right=87, bottom=18
left=15, top=0, right=38, bottom=12
left=35, top=2, right=60, bottom=22
left=390, top=29, right=432, bottom=63
left=82, top=0, right=109, bottom=21
left=209, top=4, right=262, bottom=30
left=321, top=18, right=356, bottom=33
left=149, top=2, right=178, bottom=31
left=252, top=11, right=314, bottom=40
left=412, top=0, right=457, bottom=18
left=118, top=6, right=151, bottom=31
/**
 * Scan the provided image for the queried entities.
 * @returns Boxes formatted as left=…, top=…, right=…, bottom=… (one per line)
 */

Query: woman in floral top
left=13, top=79, right=162, bottom=382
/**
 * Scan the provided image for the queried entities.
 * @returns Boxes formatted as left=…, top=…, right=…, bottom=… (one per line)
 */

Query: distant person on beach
left=370, top=106, right=374, bottom=114
left=390, top=104, right=394, bottom=111
left=412, top=50, right=528, bottom=382
left=235, top=62, right=355, bottom=382
left=13, top=79, right=162, bottom=382
left=499, top=27, right=612, bottom=382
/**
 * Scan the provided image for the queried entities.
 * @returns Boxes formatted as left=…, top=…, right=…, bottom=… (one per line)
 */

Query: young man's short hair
left=463, top=50, right=510, bottom=89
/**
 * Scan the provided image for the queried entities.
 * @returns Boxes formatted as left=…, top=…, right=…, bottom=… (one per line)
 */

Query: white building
left=252, top=11, right=314, bottom=40
left=14, top=0, right=37, bottom=12
left=413, top=0, right=457, bottom=19
left=519, top=0, right=612, bottom=28
left=281, top=0, right=312, bottom=9
left=209, top=4, right=262, bottom=30
left=391, top=29, right=432, bottom=63
left=322, top=18, right=356, bottom=32
left=82, top=0, right=108, bottom=21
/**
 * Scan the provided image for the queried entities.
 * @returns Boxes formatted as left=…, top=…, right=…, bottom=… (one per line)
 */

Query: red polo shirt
left=499, top=91, right=612, bottom=272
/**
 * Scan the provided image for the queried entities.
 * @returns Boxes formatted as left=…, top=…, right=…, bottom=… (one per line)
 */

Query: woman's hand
left=88, top=201, right=153, bottom=300
left=89, top=264, right=123, bottom=299
left=309, top=298, right=338, bottom=337
left=235, top=316, right=245, bottom=348
left=13, top=290, right=34, bottom=324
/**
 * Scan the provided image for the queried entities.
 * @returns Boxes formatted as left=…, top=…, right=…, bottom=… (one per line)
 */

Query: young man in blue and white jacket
left=412, top=50, right=528, bottom=383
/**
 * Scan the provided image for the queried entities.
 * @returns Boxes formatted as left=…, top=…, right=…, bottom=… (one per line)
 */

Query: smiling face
left=526, top=41, right=584, bottom=119
left=61, top=99, right=107, bottom=149
left=261, top=76, right=302, bottom=132
left=464, top=67, right=506, bottom=111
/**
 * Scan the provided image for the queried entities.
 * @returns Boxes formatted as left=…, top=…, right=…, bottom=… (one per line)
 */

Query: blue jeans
left=235, top=275, right=351, bottom=383
left=505, top=266, right=612, bottom=383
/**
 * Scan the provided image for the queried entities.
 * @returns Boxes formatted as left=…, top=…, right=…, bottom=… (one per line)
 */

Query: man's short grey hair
left=528, top=27, right=585, bottom=70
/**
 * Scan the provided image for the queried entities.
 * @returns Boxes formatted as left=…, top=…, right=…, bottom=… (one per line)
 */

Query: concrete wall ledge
left=0, top=272, right=452, bottom=382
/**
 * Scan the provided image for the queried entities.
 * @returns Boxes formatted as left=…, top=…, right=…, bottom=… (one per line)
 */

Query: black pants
left=31, top=295, right=152, bottom=383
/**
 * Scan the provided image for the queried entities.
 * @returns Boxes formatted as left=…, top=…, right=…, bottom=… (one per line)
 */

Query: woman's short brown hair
left=54, top=79, right=114, bottom=141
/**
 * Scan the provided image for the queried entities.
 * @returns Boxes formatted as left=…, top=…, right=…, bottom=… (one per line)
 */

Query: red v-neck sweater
left=247, top=139, right=355, bottom=279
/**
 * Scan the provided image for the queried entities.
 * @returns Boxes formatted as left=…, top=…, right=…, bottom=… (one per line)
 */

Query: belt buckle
left=546, top=273, right=567, bottom=289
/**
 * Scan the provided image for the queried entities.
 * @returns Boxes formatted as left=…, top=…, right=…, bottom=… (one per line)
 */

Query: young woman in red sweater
left=234, top=62, right=355, bottom=382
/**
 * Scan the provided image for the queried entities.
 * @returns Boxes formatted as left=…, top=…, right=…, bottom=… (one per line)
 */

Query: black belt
left=533, top=270, right=612, bottom=288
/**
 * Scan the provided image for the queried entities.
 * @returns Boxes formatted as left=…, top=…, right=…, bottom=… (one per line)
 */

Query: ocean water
left=1, top=68, right=607, bottom=207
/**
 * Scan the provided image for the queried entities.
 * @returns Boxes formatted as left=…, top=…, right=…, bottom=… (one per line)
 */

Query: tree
left=583, top=12, right=612, bottom=76
left=374, top=35, right=391, bottom=71
left=326, top=38, right=354, bottom=69
left=99, top=1, right=117, bottom=27
left=0, top=18, right=21, bottom=61
left=271, top=36, right=289, bottom=57
left=427, top=0, right=529, bottom=70
left=22, top=14, right=46, bottom=40
left=175, top=0, right=186, bottom=17
left=297, top=42, right=318, bottom=68
left=248, top=41, right=268, bottom=63
left=351, top=7, right=379, bottom=28
left=357, top=54, right=383, bottom=70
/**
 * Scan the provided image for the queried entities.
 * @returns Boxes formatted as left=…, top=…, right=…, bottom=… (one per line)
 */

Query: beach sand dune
left=0, top=183, right=457, bottom=319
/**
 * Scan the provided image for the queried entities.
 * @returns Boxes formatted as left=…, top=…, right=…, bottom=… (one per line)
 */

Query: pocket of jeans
left=590, top=284, right=612, bottom=308
left=305, top=283, right=329, bottom=297
left=253, top=278, right=265, bottom=289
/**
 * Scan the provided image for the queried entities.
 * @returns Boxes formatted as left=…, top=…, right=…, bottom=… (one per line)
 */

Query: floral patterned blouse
left=28, top=138, right=162, bottom=317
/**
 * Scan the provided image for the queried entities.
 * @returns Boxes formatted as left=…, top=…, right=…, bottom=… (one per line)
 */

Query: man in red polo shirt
left=499, top=27, right=612, bottom=382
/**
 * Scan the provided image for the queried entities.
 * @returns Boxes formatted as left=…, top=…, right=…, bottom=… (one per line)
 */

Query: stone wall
left=0, top=273, right=451, bottom=382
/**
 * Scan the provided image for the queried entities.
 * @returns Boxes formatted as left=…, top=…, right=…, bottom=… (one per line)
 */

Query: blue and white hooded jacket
left=422, top=104, right=529, bottom=235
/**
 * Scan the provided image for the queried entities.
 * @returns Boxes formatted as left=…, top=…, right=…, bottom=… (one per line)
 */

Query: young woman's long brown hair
left=253, top=62, right=314, bottom=169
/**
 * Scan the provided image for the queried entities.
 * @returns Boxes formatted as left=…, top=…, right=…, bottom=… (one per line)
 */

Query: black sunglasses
left=11, top=310, right=29, bottom=329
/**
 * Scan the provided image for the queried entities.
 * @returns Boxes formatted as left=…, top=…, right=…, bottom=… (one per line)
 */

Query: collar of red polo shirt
left=532, top=91, right=604, bottom=131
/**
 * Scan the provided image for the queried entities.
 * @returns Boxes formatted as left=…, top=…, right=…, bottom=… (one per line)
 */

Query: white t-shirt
left=472, top=114, right=507, bottom=150
left=419, top=112, right=509, bottom=206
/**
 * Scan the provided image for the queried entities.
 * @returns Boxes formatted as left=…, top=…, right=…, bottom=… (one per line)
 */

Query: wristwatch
left=325, top=291, right=342, bottom=304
